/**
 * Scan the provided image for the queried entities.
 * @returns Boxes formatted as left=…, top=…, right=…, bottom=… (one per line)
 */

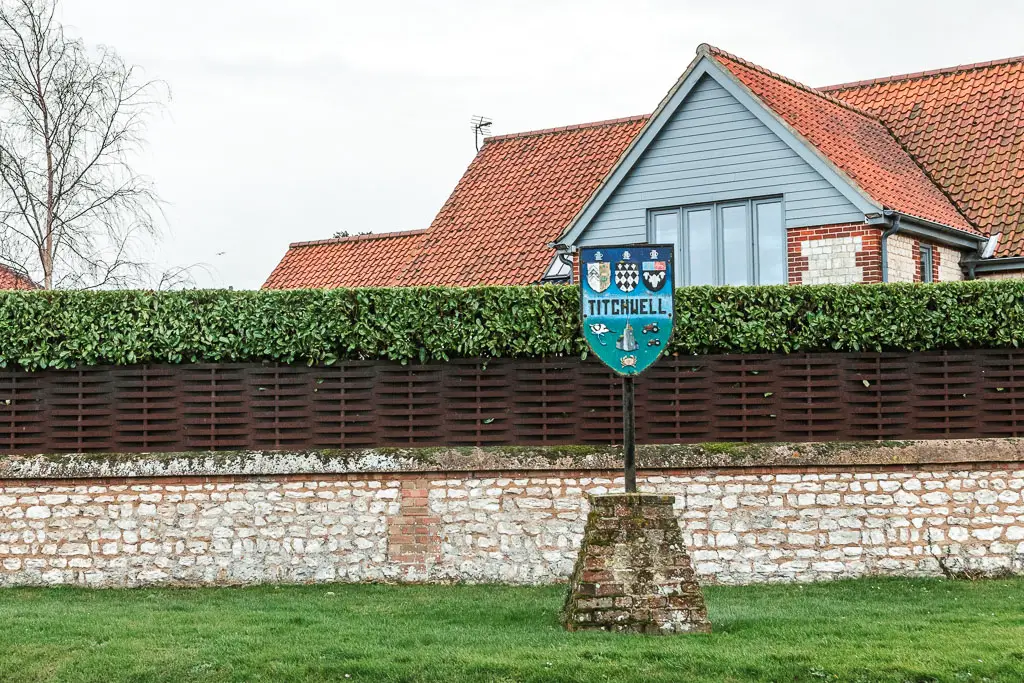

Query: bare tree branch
left=0, top=0, right=169, bottom=289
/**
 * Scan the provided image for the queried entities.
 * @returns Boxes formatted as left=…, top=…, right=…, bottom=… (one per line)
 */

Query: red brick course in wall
left=387, top=480, right=441, bottom=569
left=787, top=223, right=883, bottom=284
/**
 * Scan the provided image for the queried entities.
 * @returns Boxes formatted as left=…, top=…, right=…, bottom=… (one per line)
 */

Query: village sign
left=579, top=244, right=674, bottom=491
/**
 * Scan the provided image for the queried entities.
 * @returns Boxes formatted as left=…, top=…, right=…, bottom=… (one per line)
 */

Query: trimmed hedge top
left=1, top=282, right=1023, bottom=370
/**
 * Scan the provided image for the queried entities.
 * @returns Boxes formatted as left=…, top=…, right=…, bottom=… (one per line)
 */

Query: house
left=264, top=44, right=1024, bottom=289
left=0, top=264, right=36, bottom=290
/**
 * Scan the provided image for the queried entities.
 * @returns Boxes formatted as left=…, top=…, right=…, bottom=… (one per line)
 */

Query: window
left=649, top=198, right=785, bottom=286
left=920, top=245, right=934, bottom=283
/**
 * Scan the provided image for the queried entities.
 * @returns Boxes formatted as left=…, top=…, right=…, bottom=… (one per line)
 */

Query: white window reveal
left=649, top=198, right=785, bottom=286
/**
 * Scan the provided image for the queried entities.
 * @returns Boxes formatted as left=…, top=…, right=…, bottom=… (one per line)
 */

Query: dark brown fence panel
left=249, top=364, right=314, bottom=450
left=910, top=351, right=980, bottom=438
left=638, top=357, right=713, bottom=444
left=512, top=358, right=579, bottom=444
left=0, top=370, right=46, bottom=452
left=777, top=353, right=846, bottom=441
left=310, top=363, right=377, bottom=449
left=114, top=366, right=182, bottom=451
left=443, top=359, right=514, bottom=446
left=979, top=350, right=1024, bottom=437
left=708, top=355, right=778, bottom=442
left=182, top=365, right=249, bottom=451
left=7, top=350, right=1024, bottom=454
left=49, top=368, right=115, bottom=452
left=376, top=364, right=444, bottom=446
left=844, top=354, right=912, bottom=440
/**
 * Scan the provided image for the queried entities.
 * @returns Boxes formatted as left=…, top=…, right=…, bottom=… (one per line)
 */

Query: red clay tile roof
left=707, top=46, right=978, bottom=235
left=822, top=55, right=1024, bottom=256
left=265, top=46, right=1024, bottom=289
left=263, top=116, right=649, bottom=289
left=394, top=116, right=649, bottom=286
left=262, top=230, right=426, bottom=289
left=0, top=265, right=36, bottom=290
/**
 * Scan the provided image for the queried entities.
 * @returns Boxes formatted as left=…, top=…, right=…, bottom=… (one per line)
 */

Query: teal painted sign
left=580, top=244, right=674, bottom=376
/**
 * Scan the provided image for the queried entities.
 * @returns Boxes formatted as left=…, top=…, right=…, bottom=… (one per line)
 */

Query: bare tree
left=0, top=0, right=168, bottom=289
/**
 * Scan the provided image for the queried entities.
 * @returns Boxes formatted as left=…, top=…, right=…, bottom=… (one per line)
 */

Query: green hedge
left=1, top=281, right=1023, bottom=370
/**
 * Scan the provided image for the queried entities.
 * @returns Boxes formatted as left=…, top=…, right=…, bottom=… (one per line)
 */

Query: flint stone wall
left=2, top=458, right=1023, bottom=587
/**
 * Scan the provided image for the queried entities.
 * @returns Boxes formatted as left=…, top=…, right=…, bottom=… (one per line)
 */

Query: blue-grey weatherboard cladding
left=577, top=74, right=864, bottom=246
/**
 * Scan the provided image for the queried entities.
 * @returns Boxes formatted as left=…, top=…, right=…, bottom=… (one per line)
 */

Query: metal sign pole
left=623, top=375, right=636, bottom=493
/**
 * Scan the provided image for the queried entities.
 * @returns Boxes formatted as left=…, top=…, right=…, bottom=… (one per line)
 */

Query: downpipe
left=880, top=212, right=901, bottom=283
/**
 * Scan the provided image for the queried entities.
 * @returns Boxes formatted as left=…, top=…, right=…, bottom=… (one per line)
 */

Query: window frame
left=920, top=244, right=934, bottom=283
left=646, top=196, right=786, bottom=286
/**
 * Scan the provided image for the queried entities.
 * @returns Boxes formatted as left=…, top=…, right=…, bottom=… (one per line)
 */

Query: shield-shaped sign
left=586, top=262, right=611, bottom=293
left=580, top=244, right=674, bottom=376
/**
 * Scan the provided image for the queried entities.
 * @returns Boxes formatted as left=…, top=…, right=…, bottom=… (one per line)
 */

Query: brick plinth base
left=561, top=494, right=711, bottom=635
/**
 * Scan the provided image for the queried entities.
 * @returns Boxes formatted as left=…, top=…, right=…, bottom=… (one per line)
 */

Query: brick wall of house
left=788, top=224, right=882, bottom=284
left=787, top=225, right=967, bottom=284
left=2, top=463, right=1021, bottom=588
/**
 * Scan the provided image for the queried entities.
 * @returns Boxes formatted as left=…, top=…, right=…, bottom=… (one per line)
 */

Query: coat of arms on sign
left=614, top=261, right=639, bottom=292
left=586, top=262, right=611, bottom=293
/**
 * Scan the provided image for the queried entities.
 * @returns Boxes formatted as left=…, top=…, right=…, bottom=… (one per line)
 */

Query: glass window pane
left=721, top=204, right=750, bottom=285
left=653, top=212, right=681, bottom=286
left=686, top=209, right=714, bottom=285
left=653, top=211, right=679, bottom=244
left=921, top=245, right=934, bottom=282
left=756, top=201, right=785, bottom=285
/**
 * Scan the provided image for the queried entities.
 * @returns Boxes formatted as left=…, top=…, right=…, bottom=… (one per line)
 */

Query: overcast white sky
left=58, top=0, right=1024, bottom=289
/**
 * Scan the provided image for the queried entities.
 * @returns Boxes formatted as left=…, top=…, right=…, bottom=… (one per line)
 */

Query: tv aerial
left=470, top=115, right=493, bottom=151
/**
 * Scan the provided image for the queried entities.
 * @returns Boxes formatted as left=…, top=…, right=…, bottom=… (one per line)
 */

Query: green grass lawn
left=0, top=578, right=1022, bottom=682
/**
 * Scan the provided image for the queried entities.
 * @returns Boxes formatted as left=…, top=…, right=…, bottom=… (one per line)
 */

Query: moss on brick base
left=561, top=494, right=711, bottom=635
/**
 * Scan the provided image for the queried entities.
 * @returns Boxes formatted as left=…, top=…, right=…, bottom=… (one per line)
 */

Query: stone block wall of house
left=1, top=447, right=1022, bottom=588
left=887, top=233, right=918, bottom=282
left=937, top=245, right=964, bottom=281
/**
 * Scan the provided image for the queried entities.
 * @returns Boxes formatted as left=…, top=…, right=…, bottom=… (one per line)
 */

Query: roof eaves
left=966, top=255, right=1024, bottom=274
left=893, top=211, right=987, bottom=250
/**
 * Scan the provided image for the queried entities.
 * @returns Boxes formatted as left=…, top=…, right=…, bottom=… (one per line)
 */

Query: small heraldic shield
left=580, top=244, right=674, bottom=376
left=586, top=261, right=611, bottom=293
left=614, top=260, right=640, bottom=293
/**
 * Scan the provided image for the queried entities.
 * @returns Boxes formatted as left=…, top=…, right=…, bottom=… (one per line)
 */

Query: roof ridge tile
left=288, top=229, right=426, bottom=249
left=701, top=44, right=883, bottom=122
left=820, top=53, right=1024, bottom=91
left=483, top=115, right=650, bottom=144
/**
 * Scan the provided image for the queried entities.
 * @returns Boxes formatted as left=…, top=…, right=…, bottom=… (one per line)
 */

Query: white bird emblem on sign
left=589, top=323, right=611, bottom=345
